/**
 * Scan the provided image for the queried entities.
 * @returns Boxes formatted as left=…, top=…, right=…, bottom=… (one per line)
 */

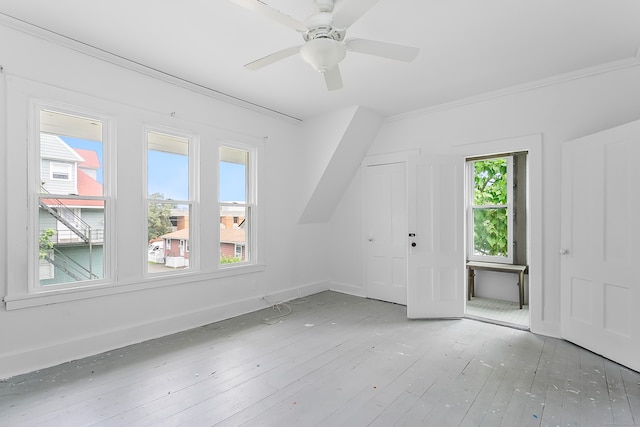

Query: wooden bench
left=466, top=261, right=528, bottom=309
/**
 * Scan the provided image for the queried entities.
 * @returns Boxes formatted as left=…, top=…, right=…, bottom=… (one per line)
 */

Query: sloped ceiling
left=298, top=106, right=382, bottom=224
left=1, top=0, right=639, bottom=121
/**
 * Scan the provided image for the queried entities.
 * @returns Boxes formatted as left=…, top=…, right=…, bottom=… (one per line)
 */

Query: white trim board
left=0, top=13, right=302, bottom=123
left=454, top=134, right=551, bottom=337
left=386, top=58, right=640, bottom=124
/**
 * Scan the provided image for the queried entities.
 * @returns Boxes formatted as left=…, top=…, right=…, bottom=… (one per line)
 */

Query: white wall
left=329, top=61, right=640, bottom=337
left=0, top=22, right=330, bottom=378
left=473, top=271, right=527, bottom=305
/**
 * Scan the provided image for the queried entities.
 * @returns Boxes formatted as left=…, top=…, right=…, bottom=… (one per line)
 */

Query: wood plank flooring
left=1, top=291, right=639, bottom=426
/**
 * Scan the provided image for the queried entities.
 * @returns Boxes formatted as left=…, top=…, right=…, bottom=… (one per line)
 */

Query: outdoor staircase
left=43, top=247, right=98, bottom=281
left=39, top=188, right=92, bottom=243
left=39, top=187, right=97, bottom=281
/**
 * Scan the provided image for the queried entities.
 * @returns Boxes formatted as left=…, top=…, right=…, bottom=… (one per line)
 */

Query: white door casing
left=407, top=155, right=465, bottom=319
left=364, top=161, right=407, bottom=305
left=561, top=119, right=640, bottom=372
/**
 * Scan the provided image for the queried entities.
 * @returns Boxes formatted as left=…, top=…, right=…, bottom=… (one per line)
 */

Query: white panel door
left=365, top=162, right=407, bottom=305
left=561, top=120, right=640, bottom=372
left=407, top=155, right=464, bottom=319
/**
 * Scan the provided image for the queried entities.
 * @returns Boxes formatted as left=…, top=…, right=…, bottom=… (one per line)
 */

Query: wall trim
left=0, top=13, right=302, bottom=124
left=0, top=280, right=330, bottom=379
left=451, top=133, right=548, bottom=336
left=386, top=57, right=640, bottom=123
left=329, top=281, right=366, bottom=298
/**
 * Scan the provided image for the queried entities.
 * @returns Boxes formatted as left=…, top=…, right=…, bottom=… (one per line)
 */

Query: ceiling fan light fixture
left=300, top=38, right=346, bottom=73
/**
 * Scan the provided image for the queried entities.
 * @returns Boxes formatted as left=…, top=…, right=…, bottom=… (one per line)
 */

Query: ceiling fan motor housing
left=300, top=38, right=346, bottom=73
left=303, top=11, right=345, bottom=42
left=301, top=3, right=347, bottom=73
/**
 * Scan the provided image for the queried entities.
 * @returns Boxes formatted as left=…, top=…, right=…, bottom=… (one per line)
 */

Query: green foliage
left=147, top=193, right=175, bottom=241
left=474, top=159, right=507, bottom=205
left=220, top=256, right=241, bottom=264
left=39, top=228, right=55, bottom=259
left=473, top=158, right=509, bottom=257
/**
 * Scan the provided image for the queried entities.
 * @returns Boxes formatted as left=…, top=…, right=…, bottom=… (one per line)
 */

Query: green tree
left=147, top=193, right=174, bottom=241
left=473, top=158, right=508, bottom=257
left=39, top=228, right=56, bottom=259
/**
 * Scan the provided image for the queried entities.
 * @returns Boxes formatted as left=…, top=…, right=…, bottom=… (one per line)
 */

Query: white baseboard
left=328, top=281, right=366, bottom=298
left=0, top=281, right=331, bottom=379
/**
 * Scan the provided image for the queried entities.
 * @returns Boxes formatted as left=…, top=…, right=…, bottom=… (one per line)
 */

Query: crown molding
left=385, top=56, right=640, bottom=124
left=0, top=13, right=302, bottom=123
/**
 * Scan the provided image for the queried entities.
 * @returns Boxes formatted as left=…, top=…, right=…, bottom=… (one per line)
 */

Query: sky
left=62, top=137, right=246, bottom=202
left=62, top=137, right=103, bottom=184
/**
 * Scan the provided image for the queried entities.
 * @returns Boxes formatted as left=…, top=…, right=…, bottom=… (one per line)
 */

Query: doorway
left=464, top=151, right=530, bottom=329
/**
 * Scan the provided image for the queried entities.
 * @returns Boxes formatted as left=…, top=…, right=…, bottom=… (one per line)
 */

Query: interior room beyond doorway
left=465, top=151, right=529, bottom=329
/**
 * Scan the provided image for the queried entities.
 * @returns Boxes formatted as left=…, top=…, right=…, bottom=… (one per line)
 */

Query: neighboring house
left=39, top=134, right=104, bottom=283
left=220, top=227, right=245, bottom=260
left=156, top=215, right=246, bottom=268
left=220, top=215, right=245, bottom=261
left=159, top=228, right=190, bottom=268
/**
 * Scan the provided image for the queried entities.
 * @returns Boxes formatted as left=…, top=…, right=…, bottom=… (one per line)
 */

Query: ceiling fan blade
left=346, top=38, right=419, bottom=62
left=332, top=0, right=380, bottom=29
left=323, top=66, right=343, bottom=91
left=245, top=45, right=301, bottom=70
left=230, top=0, right=307, bottom=32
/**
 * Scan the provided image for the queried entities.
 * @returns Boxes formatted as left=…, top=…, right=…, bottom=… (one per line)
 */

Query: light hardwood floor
left=1, top=291, right=639, bottom=426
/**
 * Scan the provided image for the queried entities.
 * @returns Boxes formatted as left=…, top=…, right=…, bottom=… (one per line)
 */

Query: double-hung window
left=146, top=129, right=193, bottom=273
left=219, top=145, right=254, bottom=265
left=467, top=156, right=513, bottom=264
left=36, top=107, right=110, bottom=288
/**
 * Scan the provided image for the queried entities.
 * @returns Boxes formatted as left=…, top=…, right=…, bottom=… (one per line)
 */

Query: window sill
left=3, top=263, right=266, bottom=310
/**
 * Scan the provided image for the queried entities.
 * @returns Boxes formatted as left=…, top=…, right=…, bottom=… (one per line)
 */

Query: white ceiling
left=2, top=0, right=640, bottom=121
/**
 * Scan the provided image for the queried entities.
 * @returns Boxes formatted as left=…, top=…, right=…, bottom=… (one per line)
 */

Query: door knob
left=411, top=242, right=417, bottom=247
left=560, top=249, right=569, bottom=255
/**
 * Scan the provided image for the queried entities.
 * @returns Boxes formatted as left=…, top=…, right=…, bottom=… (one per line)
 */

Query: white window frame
left=144, top=126, right=196, bottom=276
left=31, top=102, right=114, bottom=292
left=3, top=77, right=266, bottom=311
left=466, top=155, right=514, bottom=264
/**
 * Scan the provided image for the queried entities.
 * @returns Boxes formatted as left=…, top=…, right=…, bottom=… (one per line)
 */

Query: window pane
left=147, top=131, right=189, bottom=201
left=50, top=163, right=71, bottom=180
left=220, top=205, right=248, bottom=264
left=473, top=208, right=509, bottom=257
left=147, top=130, right=191, bottom=274
left=39, top=197, right=105, bottom=285
left=147, top=203, right=191, bottom=273
left=38, top=109, right=106, bottom=287
left=40, top=113, right=104, bottom=196
left=473, top=158, right=507, bottom=206
left=219, top=146, right=247, bottom=203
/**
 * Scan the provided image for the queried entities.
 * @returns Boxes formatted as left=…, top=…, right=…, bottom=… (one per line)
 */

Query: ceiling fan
left=230, top=0, right=420, bottom=90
